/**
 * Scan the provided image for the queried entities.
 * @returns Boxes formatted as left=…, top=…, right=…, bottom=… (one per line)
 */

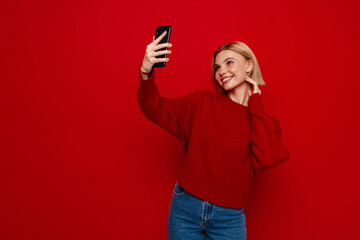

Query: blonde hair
left=211, top=41, right=265, bottom=93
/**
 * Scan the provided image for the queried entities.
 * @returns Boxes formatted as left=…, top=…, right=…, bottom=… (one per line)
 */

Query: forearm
left=248, top=94, right=289, bottom=171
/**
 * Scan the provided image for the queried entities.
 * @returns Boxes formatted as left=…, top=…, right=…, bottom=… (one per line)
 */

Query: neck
left=227, top=82, right=251, bottom=106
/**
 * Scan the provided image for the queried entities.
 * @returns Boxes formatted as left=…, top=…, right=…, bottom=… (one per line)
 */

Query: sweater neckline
left=218, top=92, right=249, bottom=110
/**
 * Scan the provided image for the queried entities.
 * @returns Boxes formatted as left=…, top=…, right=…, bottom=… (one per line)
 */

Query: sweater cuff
left=139, top=65, right=155, bottom=82
left=248, top=93, right=264, bottom=115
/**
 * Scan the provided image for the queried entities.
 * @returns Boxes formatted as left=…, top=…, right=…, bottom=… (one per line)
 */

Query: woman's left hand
left=245, top=76, right=261, bottom=96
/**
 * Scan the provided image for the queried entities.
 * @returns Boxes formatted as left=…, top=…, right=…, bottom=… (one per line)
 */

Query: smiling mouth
left=222, top=76, right=233, bottom=84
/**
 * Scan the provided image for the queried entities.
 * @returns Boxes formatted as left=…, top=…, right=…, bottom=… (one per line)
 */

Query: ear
left=246, top=59, right=254, bottom=73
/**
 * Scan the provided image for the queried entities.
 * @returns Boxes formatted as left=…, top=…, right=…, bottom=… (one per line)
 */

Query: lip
left=221, top=76, right=233, bottom=84
left=220, top=76, right=234, bottom=81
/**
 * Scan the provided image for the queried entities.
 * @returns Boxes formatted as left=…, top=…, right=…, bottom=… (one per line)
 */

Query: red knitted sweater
left=137, top=69, right=290, bottom=209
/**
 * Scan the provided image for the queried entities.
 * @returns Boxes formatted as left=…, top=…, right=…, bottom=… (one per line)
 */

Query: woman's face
left=214, top=50, right=252, bottom=92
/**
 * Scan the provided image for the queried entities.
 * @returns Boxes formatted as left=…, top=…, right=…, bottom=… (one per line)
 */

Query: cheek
left=234, top=65, right=246, bottom=77
left=215, top=73, right=221, bottom=83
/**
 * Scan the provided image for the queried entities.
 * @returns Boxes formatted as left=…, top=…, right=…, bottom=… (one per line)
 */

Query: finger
left=246, top=76, right=255, bottom=83
left=245, top=78, right=253, bottom=86
left=247, top=89, right=252, bottom=97
left=246, top=78, right=259, bottom=89
left=153, top=42, right=172, bottom=51
left=153, top=36, right=155, bottom=41
left=149, top=50, right=172, bottom=57
left=152, top=57, right=169, bottom=63
left=152, top=31, right=167, bottom=45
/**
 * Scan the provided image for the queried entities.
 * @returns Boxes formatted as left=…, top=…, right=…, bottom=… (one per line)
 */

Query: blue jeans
left=167, top=181, right=247, bottom=240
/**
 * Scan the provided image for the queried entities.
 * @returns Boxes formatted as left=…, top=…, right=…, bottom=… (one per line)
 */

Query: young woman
left=137, top=31, right=290, bottom=240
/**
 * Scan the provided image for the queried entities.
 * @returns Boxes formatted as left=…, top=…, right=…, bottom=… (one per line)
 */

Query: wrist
left=140, top=64, right=152, bottom=74
left=140, top=69, right=149, bottom=75
left=140, top=66, right=153, bottom=80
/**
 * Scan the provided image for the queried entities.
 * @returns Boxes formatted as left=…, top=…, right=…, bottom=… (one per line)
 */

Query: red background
left=1, top=0, right=359, bottom=239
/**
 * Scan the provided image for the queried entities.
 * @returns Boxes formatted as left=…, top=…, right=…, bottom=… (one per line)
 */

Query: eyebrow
left=214, top=57, right=235, bottom=66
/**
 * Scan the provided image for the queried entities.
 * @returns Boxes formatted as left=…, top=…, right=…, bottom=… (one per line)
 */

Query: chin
left=220, top=87, right=232, bottom=93
left=223, top=83, right=236, bottom=91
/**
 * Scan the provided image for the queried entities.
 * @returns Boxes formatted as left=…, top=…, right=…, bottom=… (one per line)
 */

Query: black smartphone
left=153, top=25, right=171, bottom=68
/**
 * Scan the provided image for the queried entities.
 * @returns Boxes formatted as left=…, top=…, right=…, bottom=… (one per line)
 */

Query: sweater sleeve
left=248, top=93, right=290, bottom=172
left=136, top=67, right=195, bottom=144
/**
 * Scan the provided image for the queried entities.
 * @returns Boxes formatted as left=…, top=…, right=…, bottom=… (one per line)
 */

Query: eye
left=226, top=60, right=233, bottom=65
left=214, top=65, right=220, bottom=71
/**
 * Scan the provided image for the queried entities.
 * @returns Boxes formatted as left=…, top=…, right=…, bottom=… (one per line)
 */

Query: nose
left=219, top=67, right=227, bottom=76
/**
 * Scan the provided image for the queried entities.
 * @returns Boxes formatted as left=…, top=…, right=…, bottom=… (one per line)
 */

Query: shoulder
left=177, top=90, right=214, bottom=110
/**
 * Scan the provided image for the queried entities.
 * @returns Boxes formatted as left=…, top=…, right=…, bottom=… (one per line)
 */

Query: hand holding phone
left=153, top=25, right=172, bottom=68
left=140, top=25, right=172, bottom=76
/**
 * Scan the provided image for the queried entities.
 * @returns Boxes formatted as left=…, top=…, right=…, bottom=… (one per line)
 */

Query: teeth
left=222, top=77, right=232, bottom=82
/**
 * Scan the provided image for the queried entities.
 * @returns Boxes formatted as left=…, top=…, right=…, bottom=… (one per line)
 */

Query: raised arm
left=137, top=32, right=195, bottom=144
left=137, top=68, right=197, bottom=144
